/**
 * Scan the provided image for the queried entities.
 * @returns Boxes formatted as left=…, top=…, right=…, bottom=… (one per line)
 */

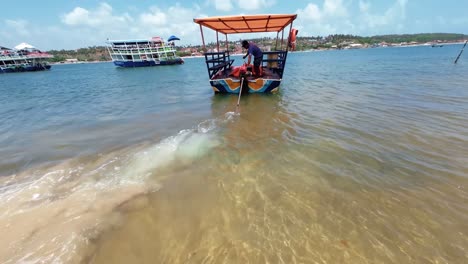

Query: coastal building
left=65, top=58, right=79, bottom=63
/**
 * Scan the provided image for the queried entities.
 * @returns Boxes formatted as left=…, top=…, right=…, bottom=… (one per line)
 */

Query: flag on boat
left=151, top=36, right=163, bottom=43
left=167, top=35, right=180, bottom=42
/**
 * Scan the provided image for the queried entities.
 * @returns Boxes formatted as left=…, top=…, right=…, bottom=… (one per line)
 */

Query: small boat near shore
left=106, top=36, right=184, bottom=67
left=0, top=43, right=53, bottom=73
left=193, top=14, right=297, bottom=94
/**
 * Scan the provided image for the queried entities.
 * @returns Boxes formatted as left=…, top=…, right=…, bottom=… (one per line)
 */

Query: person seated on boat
left=242, top=40, right=263, bottom=77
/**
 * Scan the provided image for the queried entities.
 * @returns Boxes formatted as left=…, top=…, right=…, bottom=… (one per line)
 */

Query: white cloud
left=295, top=0, right=350, bottom=36
left=47, top=3, right=206, bottom=49
left=206, top=0, right=273, bottom=11
left=359, top=1, right=370, bottom=13
left=61, top=3, right=131, bottom=28
left=297, top=0, right=348, bottom=23
left=298, top=3, right=322, bottom=22
left=0, top=19, right=34, bottom=47
left=54, top=3, right=207, bottom=47
left=61, top=7, right=90, bottom=26
left=4, top=0, right=449, bottom=50
left=0, top=19, right=63, bottom=49
left=359, top=0, right=408, bottom=30
left=5, top=19, right=30, bottom=36
left=135, top=3, right=204, bottom=45
left=237, top=0, right=275, bottom=11
left=398, top=0, right=408, bottom=6
left=139, top=7, right=167, bottom=26
left=210, top=0, right=234, bottom=11
left=323, top=0, right=347, bottom=17
left=295, top=0, right=411, bottom=37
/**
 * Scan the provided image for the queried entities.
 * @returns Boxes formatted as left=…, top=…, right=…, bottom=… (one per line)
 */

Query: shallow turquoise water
left=0, top=45, right=467, bottom=263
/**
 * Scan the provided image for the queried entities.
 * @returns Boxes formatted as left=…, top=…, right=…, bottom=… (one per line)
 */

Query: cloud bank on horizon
left=0, top=0, right=467, bottom=50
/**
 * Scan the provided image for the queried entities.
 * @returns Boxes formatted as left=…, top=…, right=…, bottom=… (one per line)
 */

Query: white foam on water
left=225, top=111, right=240, bottom=121
left=197, top=119, right=217, bottom=133
left=120, top=128, right=220, bottom=181
left=0, top=121, right=221, bottom=263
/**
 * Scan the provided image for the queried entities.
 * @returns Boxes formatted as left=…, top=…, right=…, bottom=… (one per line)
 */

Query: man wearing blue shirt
left=242, top=40, right=263, bottom=77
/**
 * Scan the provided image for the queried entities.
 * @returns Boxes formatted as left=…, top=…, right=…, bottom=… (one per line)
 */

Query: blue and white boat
left=0, top=43, right=53, bottom=73
left=106, top=36, right=184, bottom=67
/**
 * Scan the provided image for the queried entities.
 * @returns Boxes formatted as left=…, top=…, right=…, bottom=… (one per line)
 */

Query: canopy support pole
left=286, top=21, right=294, bottom=52
left=199, top=24, right=206, bottom=52
left=216, top=31, right=219, bottom=52
left=275, top=32, right=279, bottom=50
left=225, top=34, right=229, bottom=52
left=281, top=30, right=285, bottom=50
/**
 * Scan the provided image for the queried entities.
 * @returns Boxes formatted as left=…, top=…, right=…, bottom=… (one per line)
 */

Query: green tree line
left=46, top=33, right=467, bottom=63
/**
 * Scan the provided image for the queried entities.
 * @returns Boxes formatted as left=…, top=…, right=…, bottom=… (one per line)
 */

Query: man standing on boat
left=242, top=40, right=263, bottom=77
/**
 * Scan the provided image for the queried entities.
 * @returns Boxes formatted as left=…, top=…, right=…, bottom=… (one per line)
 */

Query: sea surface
left=0, top=45, right=467, bottom=263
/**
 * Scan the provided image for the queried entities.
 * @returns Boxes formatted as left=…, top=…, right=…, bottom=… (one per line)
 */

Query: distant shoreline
left=51, top=60, right=111, bottom=65
left=49, top=41, right=466, bottom=64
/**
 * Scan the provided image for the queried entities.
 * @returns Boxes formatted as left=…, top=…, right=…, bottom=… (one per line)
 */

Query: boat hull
left=210, top=78, right=281, bottom=93
left=0, top=64, right=51, bottom=73
left=113, top=59, right=184, bottom=67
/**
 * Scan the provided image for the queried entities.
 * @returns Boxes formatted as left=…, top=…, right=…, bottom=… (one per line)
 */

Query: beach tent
left=167, top=35, right=180, bottom=42
left=14, top=42, right=35, bottom=50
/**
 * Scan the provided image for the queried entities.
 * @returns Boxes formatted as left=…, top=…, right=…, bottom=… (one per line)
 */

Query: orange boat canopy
left=193, top=14, right=297, bottom=34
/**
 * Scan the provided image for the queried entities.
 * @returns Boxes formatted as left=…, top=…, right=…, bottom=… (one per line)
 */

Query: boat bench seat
left=208, top=59, right=234, bottom=71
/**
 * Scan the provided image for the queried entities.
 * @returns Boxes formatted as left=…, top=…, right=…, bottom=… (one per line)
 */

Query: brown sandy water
left=87, top=95, right=468, bottom=263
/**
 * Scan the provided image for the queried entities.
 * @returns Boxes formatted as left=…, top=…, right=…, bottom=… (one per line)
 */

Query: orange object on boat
left=288, top=28, right=298, bottom=51
left=229, top=64, right=247, bottom=77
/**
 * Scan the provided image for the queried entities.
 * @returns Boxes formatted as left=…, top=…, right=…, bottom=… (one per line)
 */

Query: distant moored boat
left=106, top=37, right=184, bottom=67
left=0, top=43, right=53, bottom=73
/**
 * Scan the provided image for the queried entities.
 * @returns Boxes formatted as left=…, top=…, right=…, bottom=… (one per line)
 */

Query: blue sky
left=1, top=0, right=467, bottom=50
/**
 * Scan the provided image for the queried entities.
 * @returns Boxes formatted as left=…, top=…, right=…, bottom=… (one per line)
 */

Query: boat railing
left=1, top=54, right=52, bottom=60
left=0, top=55, right=30, bottom=61
left=262, top=51, right=288, bottom=78
left=204, top=51, right=234, bottom=79
left=109, top=45, right=175, bottom=52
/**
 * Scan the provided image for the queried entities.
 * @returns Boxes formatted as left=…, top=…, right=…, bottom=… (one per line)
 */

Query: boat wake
left=0, top=118, right=224, bottom=263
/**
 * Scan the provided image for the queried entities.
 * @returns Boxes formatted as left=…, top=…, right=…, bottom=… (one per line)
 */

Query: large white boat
left=0, top=43, right=53, bottom=73
left=106, top=36, right=184, bottom=67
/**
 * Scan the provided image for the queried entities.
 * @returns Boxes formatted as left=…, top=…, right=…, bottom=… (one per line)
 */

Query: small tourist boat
left=193, top=14, right=297, bottom=93
left=106, top=36, right=184, bottom=67
left=0, top=43, right=53, bottom=73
